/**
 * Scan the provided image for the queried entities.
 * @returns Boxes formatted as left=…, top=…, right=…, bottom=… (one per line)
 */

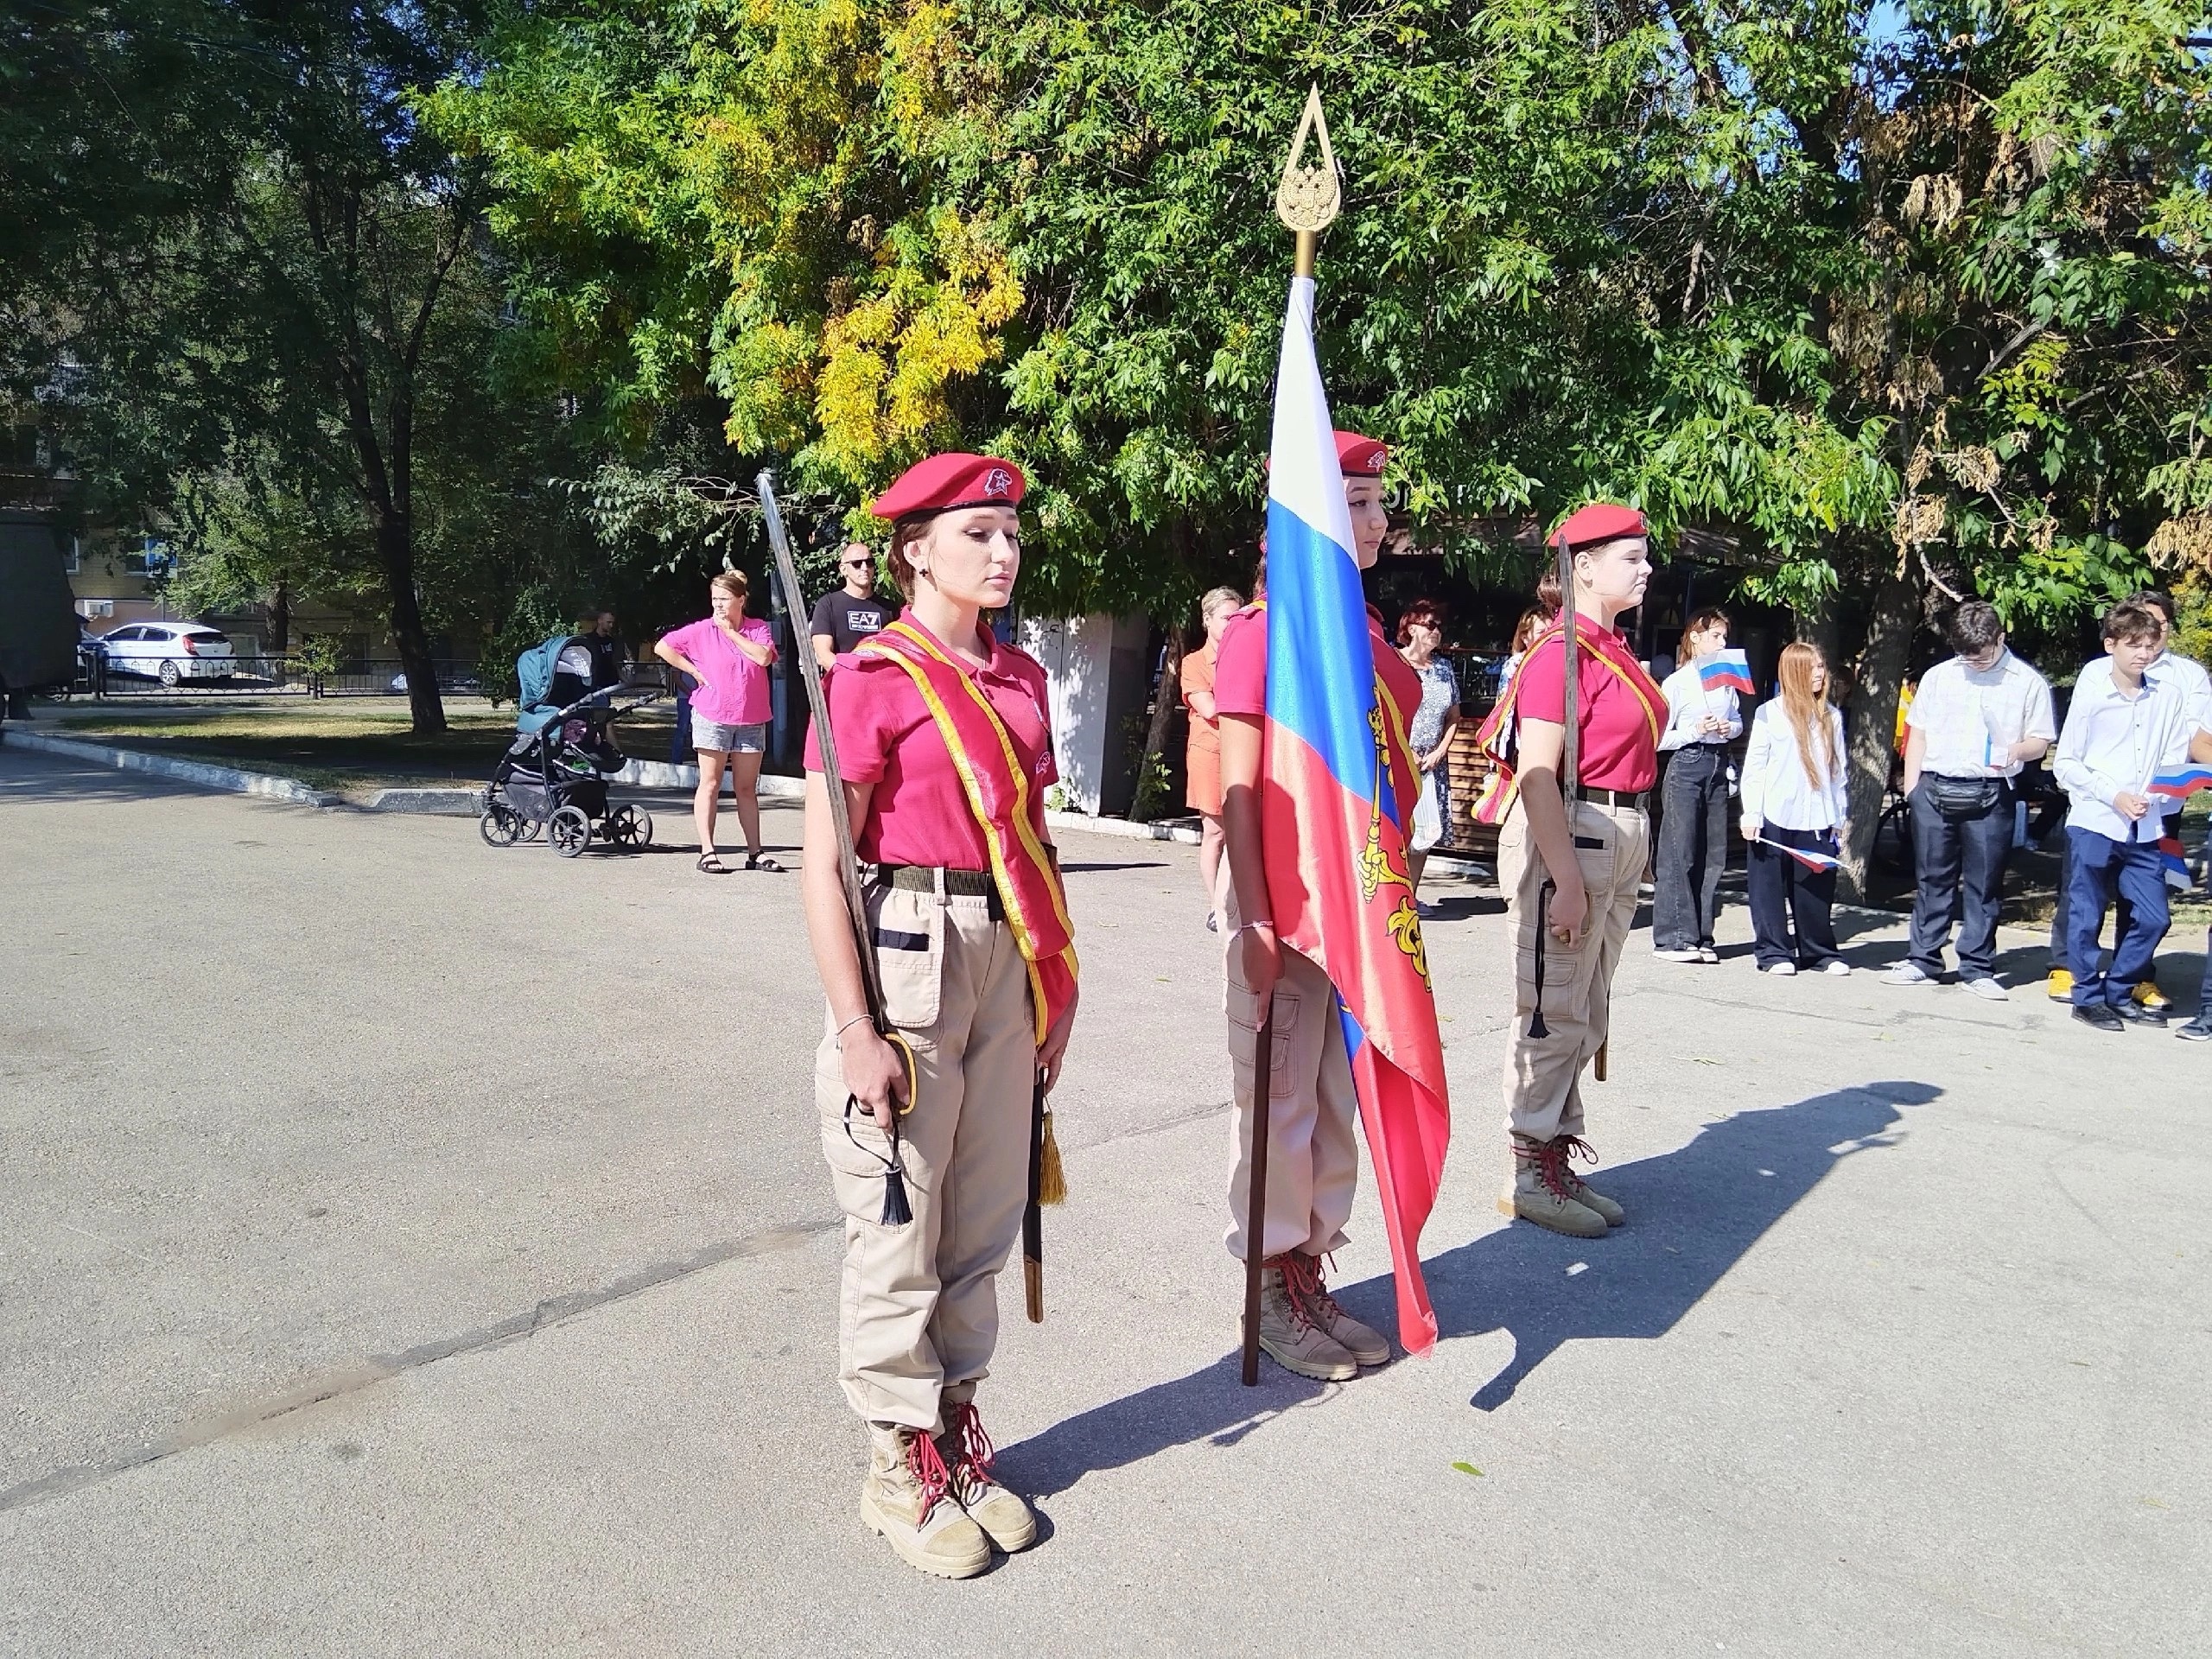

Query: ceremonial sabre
left=1529, top=528, right=1581, bottom=1044
left=1243, top=86, right=1344, bottom=1389
left=759, top=469, right=918, bottom=1226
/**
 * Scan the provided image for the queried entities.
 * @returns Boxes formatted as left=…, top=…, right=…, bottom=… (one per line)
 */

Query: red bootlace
left=944, top=1400, right=997, bottom=1486
left=1281, top=1251, right=1349, bottom=1326
left=1264, top=1250, right=1320, bottom=1332
left=1529, top=1137, right=1579, bottom=1202
left=1552, top=1135, right=1600, bottom=1194
left=906, top=1426, right=952, bottom=1521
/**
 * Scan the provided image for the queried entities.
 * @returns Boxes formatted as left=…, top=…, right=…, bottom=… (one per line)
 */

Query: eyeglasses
left=844, top=559, right=871, bottom=568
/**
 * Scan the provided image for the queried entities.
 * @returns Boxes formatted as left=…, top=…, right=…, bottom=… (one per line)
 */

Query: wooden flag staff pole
left=1243, top=86, right=1344, bottom=1389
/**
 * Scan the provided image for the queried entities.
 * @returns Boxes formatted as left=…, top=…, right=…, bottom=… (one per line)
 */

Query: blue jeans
left=2064, top=828, right=2170, bottom=1008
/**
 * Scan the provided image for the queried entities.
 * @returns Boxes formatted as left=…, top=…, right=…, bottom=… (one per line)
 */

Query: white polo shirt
left=1906, top=649, right=2056, bottom=779
left=2053, top=659, right=2197, bottom=842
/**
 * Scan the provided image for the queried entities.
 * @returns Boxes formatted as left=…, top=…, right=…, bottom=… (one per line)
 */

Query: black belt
left=1577, top=787, right=1649, bottom=810
left=871, top=864, right=1005, bottom=918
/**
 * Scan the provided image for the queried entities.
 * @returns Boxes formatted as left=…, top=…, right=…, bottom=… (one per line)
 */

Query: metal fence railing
left=65, top=654, right=486, bottom=700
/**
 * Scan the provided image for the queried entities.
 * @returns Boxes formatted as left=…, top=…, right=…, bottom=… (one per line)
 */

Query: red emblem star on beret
left=1335, top=430, right=1388, bottom=478
left=1550, top=501, right=1648, bottom=550
left=869, top=453, right=1027, bottom=520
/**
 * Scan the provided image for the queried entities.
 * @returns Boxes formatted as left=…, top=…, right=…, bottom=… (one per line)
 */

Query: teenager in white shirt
left=1885, top=601, right=2056, bottom=998
left=2046, top=588, right=2212, bottom=1007
left=1652, top=607, right=1742, bottom=963
left=2052, top=601, right=2196, bottom=1032
left=1739, top=643, right=1850, bottom=975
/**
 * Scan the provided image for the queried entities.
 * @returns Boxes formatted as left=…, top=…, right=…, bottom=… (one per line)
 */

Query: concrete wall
left=1019, top=612, right=1154, bottom=817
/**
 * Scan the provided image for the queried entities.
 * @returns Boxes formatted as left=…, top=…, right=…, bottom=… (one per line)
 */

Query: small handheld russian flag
left=2149, top=765, right=2212, bottom=801
left=2158, top=834, right=2196, bottom=892
left=1698, top=649, right=1755, bottom=696
left=1751, top=831, right=1841, bottom=874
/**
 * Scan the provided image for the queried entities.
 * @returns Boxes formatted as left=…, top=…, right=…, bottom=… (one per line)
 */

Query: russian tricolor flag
left=1262, top=275, right=1451, bottom=1356
left=1751, top=831, right=1842, bottom=874
left=2158, top=834, right=2195, bottom=892
left=1698, top=649, right=1755, bottom=696
left=2150, top=766, right=2212, bottom=801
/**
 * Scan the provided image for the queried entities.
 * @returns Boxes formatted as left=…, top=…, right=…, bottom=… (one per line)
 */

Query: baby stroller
left=480, top=634, right=663, bottom=856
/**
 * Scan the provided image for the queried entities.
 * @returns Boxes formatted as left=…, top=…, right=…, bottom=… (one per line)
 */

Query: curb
left=1, top=728, right=340, bottom=808
left=0, top=727, right=1498, bottom=874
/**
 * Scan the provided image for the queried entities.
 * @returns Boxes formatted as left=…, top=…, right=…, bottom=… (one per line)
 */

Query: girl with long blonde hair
left=1739, top=641, right=1851, bottom=974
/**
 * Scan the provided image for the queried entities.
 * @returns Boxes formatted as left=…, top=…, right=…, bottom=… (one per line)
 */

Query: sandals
left=745, top=851, right=786, bottom=873
left=697, top=853, right=730, bottom=874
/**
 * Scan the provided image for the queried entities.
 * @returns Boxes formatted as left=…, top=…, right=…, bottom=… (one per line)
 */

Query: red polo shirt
left=1513, top=624, right=1661, bottom=792
left=803, top=615, right=1057, bottom=869
left=1212, top=606, right=1424, bottom=725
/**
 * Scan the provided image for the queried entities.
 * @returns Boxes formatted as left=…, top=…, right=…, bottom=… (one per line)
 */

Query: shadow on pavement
left=1000, top=1080, right=1937, bottom=1496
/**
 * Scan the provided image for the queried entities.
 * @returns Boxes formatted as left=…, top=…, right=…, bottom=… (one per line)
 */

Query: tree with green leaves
left=5, top=2, right=526, bottom=734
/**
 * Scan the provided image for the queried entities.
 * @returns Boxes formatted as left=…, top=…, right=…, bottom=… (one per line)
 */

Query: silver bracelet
left=1230, top=919, right=1275, bottom=939
left=832, top=1013, right=872, bottom=1045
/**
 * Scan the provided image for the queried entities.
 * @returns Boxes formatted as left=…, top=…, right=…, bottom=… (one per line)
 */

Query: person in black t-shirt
left=810, top=543, right=891, bottom=667
left=578, top=610, right=626, bottom=690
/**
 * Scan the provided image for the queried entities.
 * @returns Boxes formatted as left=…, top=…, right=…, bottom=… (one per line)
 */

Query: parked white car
left=95, top=623, right=237, bottom=685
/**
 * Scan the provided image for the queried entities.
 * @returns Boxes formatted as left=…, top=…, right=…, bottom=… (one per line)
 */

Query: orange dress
left=1181, top=641, right=1224, bottom=817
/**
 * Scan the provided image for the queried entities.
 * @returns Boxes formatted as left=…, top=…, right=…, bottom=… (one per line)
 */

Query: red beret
left=1335, top=430, right=1388, bottom=478
left=870, top=453, right=1026, bottom=520
left=1551, top=502, right=1647, bottom=550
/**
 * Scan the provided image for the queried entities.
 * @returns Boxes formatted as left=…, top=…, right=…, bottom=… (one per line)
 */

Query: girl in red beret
left=799, top=452, right=1079, bottom=1580
left=1475, top=504, right=1662, bottom=1236
left=1212, top=429, right=1420, bottom=1380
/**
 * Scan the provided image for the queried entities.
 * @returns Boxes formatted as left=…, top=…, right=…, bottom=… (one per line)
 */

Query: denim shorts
left=693, top=716, right=767, bottom=753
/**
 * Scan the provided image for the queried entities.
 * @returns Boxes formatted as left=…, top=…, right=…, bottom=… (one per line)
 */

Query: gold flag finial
left=1275, top=86, right=1341, bottom=274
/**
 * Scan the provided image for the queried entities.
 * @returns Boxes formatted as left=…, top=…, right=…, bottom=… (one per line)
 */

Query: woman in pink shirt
left=654, top=570, right=783, bottom=873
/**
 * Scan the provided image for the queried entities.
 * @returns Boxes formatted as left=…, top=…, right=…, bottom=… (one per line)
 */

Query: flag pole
left=1243, top=85, right=1344, bottom=1389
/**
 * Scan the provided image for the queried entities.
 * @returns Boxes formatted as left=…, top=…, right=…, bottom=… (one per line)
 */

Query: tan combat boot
left=1283, top=1251, right=1390, bottom=1367
left=1498, top=1134, right=1608, bottom=1238
left=1256, top=1259, right=1358, bottom=1381
left=1551, top=1135, right=1625, bottom=1228
left=861, top=1422, right=992, bottom=1579
left=936, top=1393, right=1037, bottom=1554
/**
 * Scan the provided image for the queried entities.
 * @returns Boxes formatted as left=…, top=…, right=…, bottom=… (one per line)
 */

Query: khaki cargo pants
left=817, top=877, right=1036, bottom=1432
left=1497, top=796, right=1650, bottom=1142
left=1220, top=880, right=1359, bottom=1262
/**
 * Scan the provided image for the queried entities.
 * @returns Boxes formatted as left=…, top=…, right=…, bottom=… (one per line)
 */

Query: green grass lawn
left=42, top=702, right=677, bottom=794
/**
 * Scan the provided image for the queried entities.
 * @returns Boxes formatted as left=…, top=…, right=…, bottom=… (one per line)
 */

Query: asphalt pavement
left=2, top=742, right=2206, bottom=1656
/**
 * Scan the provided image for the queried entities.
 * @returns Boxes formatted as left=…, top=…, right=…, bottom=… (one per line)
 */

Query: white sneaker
left=1883, top=963, right=1934, bottom=986
left=1697, top=946, right=1719, bottom=963
left=1654, top=947, right=1702, bottom=963
left=1821, top=959, right=1853, bottom=976
left=1962, top=976, right=2008, bottom=1001
left=1763, top=961, right=1798, bottom=976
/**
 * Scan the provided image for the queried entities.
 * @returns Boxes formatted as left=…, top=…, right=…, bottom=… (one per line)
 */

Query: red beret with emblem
left=870, top=453, right=1027, bottom=520
left=1550, top=501, right=1648, bottom=550
left=1335, top=430, right=1389, bottom=478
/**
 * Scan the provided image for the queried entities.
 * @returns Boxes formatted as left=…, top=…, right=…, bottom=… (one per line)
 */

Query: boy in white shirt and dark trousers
left=2045, top=588, right=2212, bottom=1010
left=1886, top=601, right=2056, bottom=999
left=2052, top=601, right=2193, bottom=1032
left=1653, top=607, right=1741, bottom=963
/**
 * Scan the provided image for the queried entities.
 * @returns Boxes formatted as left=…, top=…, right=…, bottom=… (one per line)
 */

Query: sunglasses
left=844, top=557, right=872, bottom=568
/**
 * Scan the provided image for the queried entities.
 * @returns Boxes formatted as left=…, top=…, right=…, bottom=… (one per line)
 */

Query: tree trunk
left=376, top=509, right=446, bottom=734
left=1837, top=563, right=1918, bottom=900
left=1135, top=622, right=1185, bottom=820
left=268, top=580, right=290, bottom=657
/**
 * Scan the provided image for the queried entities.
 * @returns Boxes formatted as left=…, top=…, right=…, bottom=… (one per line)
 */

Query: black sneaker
left=2113, top=1000, right=2168, bottom=1026
left=2072, top=1004, right=2126, bottom=1033
left=2176, top=1017, right=2212, bottom=1043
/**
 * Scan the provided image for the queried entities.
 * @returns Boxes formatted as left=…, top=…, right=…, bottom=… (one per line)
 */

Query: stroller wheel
left=605, top=804, right=653, bottom=851
left=479, top=804, right=523, bottom=848
left=549, top=804, right=594, bottom=857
